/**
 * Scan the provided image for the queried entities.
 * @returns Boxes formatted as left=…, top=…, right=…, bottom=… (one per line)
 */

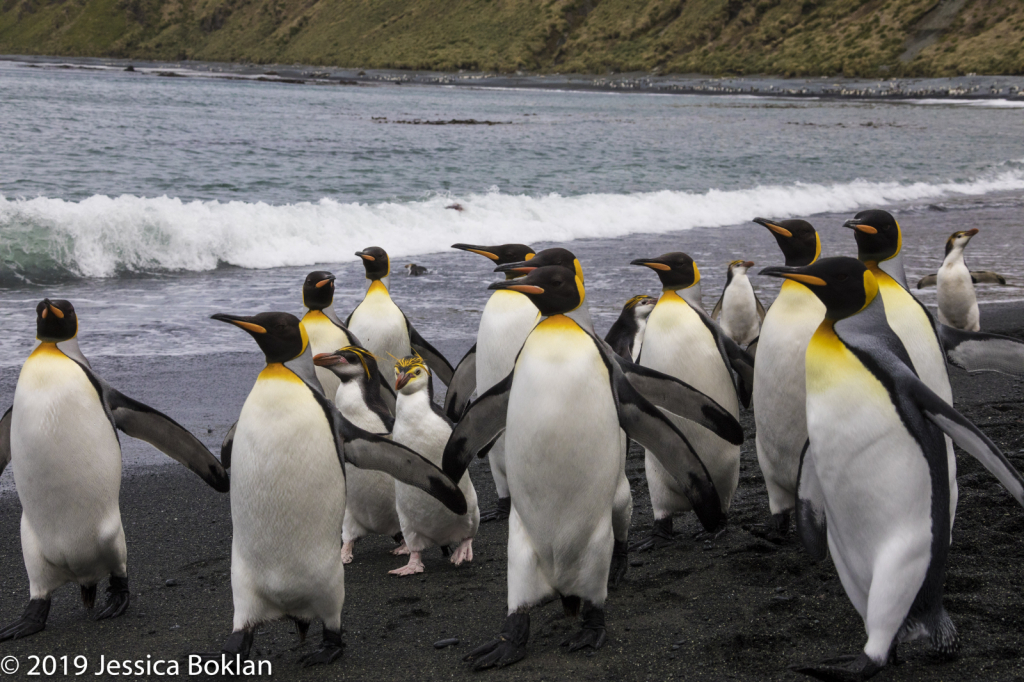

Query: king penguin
left=313, top=346, right=405, bottom=564
left=208, top=312, right=465, bottom=666
left=605, top=295, right=657, bottom=361
left=710, top=260, right=766, bottom=347
left=493, top=247, right=595, bottom=333
left=750, top=218, right=825, bottom=535
left=444, top=243, right=538, bottom=524
left=761, top=257, right=1024, bottom=681
left=346, top=246, right=454, bottom=387
left=915, top=229, right=1006, bottom=331
left=629, top=252, right=753, bottom=551
left=0, top=299, right=229, bottom=641
left=445, top=265, right=742, bottom=669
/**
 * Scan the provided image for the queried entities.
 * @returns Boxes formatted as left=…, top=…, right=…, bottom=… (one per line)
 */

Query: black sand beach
left=0, top=303, right=1022, bottom=681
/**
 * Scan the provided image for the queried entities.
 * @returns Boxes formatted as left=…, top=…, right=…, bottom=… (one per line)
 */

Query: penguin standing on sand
left=710, top=260, right=766, bottom=347
left=750, top=218, right=825, bottom=534
left=313, top=347, right=405, bottom=564
left=209, top=312, right=465, bottom=666
left=605, top=295, right=657, bottom=361
left=761, top=257, right=1024, bottom=681
left=630, top=253, right=753, bottom=551
left=347, top=246, right=454, bottom=387
left=915, top=229, right=1006, bottom=331
left=0, top=299, right=229, bottom=641
left=446, top=265, right=742, bottom=669
left=389, top=355, right=479, bottom=576
left=444, top=243, right=538, bottom=523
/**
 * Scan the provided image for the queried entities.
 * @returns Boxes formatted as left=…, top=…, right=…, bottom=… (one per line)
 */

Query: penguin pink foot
left=451, top=538, right=474, bottom=565
left=391, top=540, right=410, bottom=556
left=340, top=542, right=354, bottom=564
left=389, top=551, right=424, bottom=576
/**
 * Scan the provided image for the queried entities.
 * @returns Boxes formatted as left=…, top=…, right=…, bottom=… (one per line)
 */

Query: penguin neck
left=366, top=276, right=391, bottom=295
left=877, top=250, right=908, bottom=289
left=395, top=385, right=436, bottom=423
left=662, top=283, right=703, bottom=311
left=942, top=244, right=967, bottom=269
left=305, top=305, right=345, bottom=327
left=278, top=344, right=324, bottom=394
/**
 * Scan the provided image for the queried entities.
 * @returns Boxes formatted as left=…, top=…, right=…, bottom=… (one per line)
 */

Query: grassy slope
left=1, top=0, right=1022, bottom=76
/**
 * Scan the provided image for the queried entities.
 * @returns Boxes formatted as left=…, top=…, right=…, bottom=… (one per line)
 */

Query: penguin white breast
left=476, top=290, right=540, bottom=392
left=303, top=311, right=353, bottom=403
left=11, top=345, right=123, bottom=577
left=936, top=255, right=979, bottom=331
left=348, top=282, right=411, bottom=379
left=721, top=275, right=760, bottom=345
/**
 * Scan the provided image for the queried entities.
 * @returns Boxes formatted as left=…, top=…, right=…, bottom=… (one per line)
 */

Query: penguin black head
left=313, top=346, right=379, bottom=385
left=212, top=312, right=307, bottom=364
left=630, top=252, right=700, bottom=290
left=452, top=243, right=536, bottom=278
left=302, top=271, right=336, bottom=310
left=753, top=218, right=820, bottom=267
left=394, top=354, right=432, bottom=394
left=489, top=265, right=584, bottom=317
left=36, top=299, right=78, bottom=342
left=494, top=247, right=585, bottom=284
left=843, top=210, right=902, bottom=264
left=760, top=257, right=878, bottom=322
left=623, top=294, right=657, bottom=317
left=945, top=228, right=978, bottom=258
left=355, top=246, right=390, bottom=280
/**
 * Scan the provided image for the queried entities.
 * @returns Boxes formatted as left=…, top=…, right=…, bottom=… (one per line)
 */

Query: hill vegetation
left=1, top=0, right=1022, bottom=77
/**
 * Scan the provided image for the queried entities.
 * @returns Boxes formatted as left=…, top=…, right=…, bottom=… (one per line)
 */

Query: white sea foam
left=3, top=169, right=1024, bottom=280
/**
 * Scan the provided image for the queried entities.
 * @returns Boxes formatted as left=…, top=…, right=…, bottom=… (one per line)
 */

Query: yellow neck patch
left=258, top=363, right=303, bottom=384
left=368, top=280, right=390, bottom=296
left=29, top=342, right=64, bottom=359
left=812, top=233, right=822, bottom=263
left=573, top=258, right=585, bottom=284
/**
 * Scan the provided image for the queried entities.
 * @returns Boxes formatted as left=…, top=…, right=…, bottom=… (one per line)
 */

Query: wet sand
left=0, top=304, right=1022, bottom=681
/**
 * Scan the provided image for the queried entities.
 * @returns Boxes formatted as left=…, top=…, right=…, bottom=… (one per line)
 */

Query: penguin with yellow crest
left=761, top=257, right=1024, bottom=681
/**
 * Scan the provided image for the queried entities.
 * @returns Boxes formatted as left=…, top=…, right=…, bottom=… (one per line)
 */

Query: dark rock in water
left=433, top=638, right=459, bottom=649
left=446, top=203, right=464, bottom=212
left=124, top=65, right=135, bottom=72
left=405, top=263, right=428, bottom=276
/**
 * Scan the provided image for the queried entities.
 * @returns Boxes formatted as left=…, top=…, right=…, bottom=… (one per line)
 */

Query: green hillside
left=1, top=0, right=1022, bottom=77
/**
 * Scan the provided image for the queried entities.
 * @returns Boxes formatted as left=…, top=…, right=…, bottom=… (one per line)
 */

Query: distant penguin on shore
left=0, top=299, right=228, bottom=642
left=915, top=229, right=1006, bottom=331
left=605, top=295, right=657, bottom=361
left=710, top=260, right=765, bottom=347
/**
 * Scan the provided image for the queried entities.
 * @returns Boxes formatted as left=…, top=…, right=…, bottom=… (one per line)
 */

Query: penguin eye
left=834, top=273, right=849, bottom=282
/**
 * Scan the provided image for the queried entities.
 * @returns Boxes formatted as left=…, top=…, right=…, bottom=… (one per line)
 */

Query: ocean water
left=1, top=58, right=1023, bottom=368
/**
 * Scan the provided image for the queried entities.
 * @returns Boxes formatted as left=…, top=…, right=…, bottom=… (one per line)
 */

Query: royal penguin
left=444, top=243, right=538, bottom=524
left=605, top=295, right=657, bottom=361
left=915, top=229, right=1006, bottom=331
left=207, top=312, right=465, bottom=666
left=313, top=346, right=405, bottom=563
left=761, top=257, right=1024, bottom=681
left=629, top=253, right=753, bottom=551
left=389, top=355, right=479, bottom=576
left=710, top=260, right=766, bottom=347
left=0, top=299, right=228, bottom=642
left=750, top=218, right=825, bottom=535
left=346, top=246, right=454, bottom=388
left=445, top=265, right=741, bottom=669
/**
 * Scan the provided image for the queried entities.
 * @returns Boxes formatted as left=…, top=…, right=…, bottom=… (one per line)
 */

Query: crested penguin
left=446, top=265, right=741, bottom=669
left=0, top=299, right=228, bottom=642
left=346, top=246, right=454, bottom=387
left=207, top=312, right=465, bottom=666
left=710, top=260, right=766, bottom=347
left=605, top=295, right=657, bottom=361
left=762, top=257, right=1024, bottom=681
left=915, top=229, right=1006, bottom=331
left=389, top=355, right=479, bottom=575
left=750, top=218, right=825, bottom=534
left=445, top=243, right=538, bottom=525
left=313, top=346, right=405, bottom=563
left=629, top=252, right=753, bottom=551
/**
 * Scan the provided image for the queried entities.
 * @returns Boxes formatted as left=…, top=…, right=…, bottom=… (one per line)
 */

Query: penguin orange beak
left=211, top=313, right=267, bottom=334
left=753, top=217, right=792, bottom=237
left=313, top=352, right=347, bottom=367
left=489, top=283, right=544, bottom=294
left=395, top=371, right=411, bottom=390
left=759, top=266, right=826, bottom=287
left=452, top=243, right=500, bottom=261
left=843, top=219, right=877, bottom=234
left=743, top=261, right=755, bottom=268
left=40, top=298, right=65, bottom=319
left=630, top=258, right=671, bottom=271
left=355, top=251, right=375, bottom=261
left=315, top=276, right=335, bottom=288
left=965, top=228, right=979, bottom=237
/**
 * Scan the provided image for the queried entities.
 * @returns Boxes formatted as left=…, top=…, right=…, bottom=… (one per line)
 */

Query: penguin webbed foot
left=463, top=612, right=529, bottom=670
left=479, top=497, right=511, bottom=523
left=81, top=584, right=97, bottom=609
left=192, top=627, right=254, bottom=664
left=94, top=575, right=129, bottom=620
left=560, top=602, right=606, bottom=653
left=299, top=627, right=344, bottom=667
left=608, top=539, right=629, bottom=588
left=629, top=518, right=675, bottom=553
left=692, top=525, right=728, bottom=542
left=0, top=598, right=50, bottom=642
left=790, top=652, right=886, bottom=682
left=290, top=617, right=311, bottom=644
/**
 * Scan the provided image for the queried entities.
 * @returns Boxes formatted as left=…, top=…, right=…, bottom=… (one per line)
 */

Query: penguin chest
left=348, top=283, right=410, bottom=377
left=721, top=277, right=759, bottom=344
left=476, top=290, right=540, bottom=391
left=936, top=259, right=977, bottom=329
left=303, top=311, right=353, bottom=402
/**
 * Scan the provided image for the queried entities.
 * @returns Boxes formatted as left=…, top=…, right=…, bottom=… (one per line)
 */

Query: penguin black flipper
left=220, top=421, right=237, bottom=468
left=606, top=354, right=723, bottom=532
left=971, top=271, right=1006, bottom=285
left=710, top=294, right=723, bottom=321
left=745, top=336, right=758, bottom=360
left=444, top=343, right=477, bottom=422
left=338, top=416, right=468, bottom=515
left=694, top=308, right=754, bottom=407
left=755, top=293, right=767, bottom=323
left=441, top=372, right=512, bottom=482
left=795, top=440, right=828, bottom=562
left=103, top=386, right=230, bottom=492
left=917, top=274, right=938, bottom=289
left=0, top=407, right=11, bottom=476
left=378, top=372, right=397, bottom=413
left=936, top=324, right=1024, bottom=376
left=404, top=315, right=455, bottom=386
left=607, top=351, right=743, bottom=445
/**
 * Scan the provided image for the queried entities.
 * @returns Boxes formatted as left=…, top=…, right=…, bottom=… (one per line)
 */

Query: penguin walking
left=915, top=229, right=1006, bottom=331
left=0, top=299, right=229, bottom=642
left=347, top=247, right=454, bottom=387
left=389, top=355, right=479, bottom=576
left=208, top=312, right=465, bottom=666
left=750, top=218, right=825, bottom=535
left=446, top=265, right=742, bottom=669
left=761, top=257, right=1024, bottom=681
left=630, top=253, right=754, bottom=551
left=710, top=260, right=766, bottom=347
left=313, top=347, right=405, bottom=564
left=605, top=295, right=657, bottom=361
left=444, top=243, right=538, bottom=524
